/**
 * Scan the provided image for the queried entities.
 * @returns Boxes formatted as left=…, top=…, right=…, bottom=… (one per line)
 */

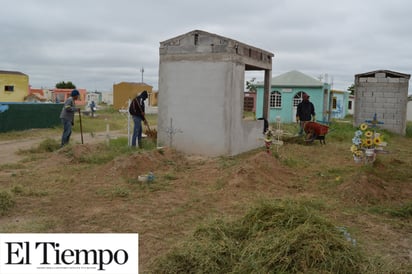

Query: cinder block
left=385, top=98, right=397, bottom=104
left=375, top=72, right=386, bottom=78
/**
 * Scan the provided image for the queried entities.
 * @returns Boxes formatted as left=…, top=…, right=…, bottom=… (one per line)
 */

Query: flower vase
left=353, top=155, right=362, bottom=164
left=365, top=148, right=375, bottom=157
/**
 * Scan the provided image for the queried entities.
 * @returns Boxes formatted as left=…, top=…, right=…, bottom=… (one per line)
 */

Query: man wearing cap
left=60, top=89, right=80, bottom=147
left=296, top=93, right=316, bottom=136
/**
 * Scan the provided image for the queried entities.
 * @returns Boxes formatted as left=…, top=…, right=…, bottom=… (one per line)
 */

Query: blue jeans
left=132, top=115, right=143, bottom=147
left=61, top=118, right=72, bottom=146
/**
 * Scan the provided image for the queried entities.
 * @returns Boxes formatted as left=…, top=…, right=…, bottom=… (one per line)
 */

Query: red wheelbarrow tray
left=304, top=121, right=329, bottom=136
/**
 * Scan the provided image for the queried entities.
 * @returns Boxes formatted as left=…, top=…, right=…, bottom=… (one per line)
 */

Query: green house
left=256, top=70, right=331, bottom=123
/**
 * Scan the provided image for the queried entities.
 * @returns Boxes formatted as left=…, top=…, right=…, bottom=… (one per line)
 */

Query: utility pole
left=140, top=67, right=144, bottom=83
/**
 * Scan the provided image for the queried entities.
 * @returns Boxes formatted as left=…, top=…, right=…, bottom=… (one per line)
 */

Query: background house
left=329, top=90, right=350, bottom=119
left=347, top=94, right=355, bottom=115
left=243, top=92, right=256, bottom=113
left=113, top=82, right=153, bottom=110
left=24, top=88, right=47, bottom=102
left=256, top=70, right=331, bottom=123
left=101, top=91, right=113, bottom=105
left=0, top=70, right=29, bottom=102
left=157, top=29, right=273, bottom=156
left=86, top=91, right=102, bottom=104
left=53, top=88, right=87, bottom=105
left=354, top=70, right=410, bottom=135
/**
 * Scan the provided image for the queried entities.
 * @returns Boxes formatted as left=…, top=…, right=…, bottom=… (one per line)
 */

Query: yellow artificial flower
left=360, top=123, right=368, bottom=131
left=364, top=138, right=373, bottom=147
left=354, top=150, right=363, bottom=157
left=350, top=145, right=357, bottom=152
left=373, top=136, right=382, bottom=145
left=365, top=130, right=373, bottom=138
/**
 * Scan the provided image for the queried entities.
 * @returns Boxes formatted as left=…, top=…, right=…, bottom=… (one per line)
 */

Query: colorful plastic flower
left=360, top=123, right=368, bottom=131
left=354, top=150, right=363, bottom=157
left=373, top=136, right=382, bottom=146
left=364, top=138, right=373, bottom=147
left=365, top=131, right=373, bottom=138
left=352, top=137, right=362, bottom=146
left=350, top=145, right=358, bottom=153
left=355, top=130, right=363, bottom=137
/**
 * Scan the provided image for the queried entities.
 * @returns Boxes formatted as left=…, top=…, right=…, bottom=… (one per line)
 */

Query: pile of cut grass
left=152, top=199, right=373, bottom=273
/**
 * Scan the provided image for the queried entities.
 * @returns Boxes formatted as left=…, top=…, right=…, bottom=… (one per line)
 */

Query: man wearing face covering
left=129, top=90, right=149, bottom=148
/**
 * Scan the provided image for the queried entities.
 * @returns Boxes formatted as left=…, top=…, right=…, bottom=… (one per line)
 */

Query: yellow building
left=113, top=82, right=153, bottom=110
left=0, top=70, right=29, bottom=102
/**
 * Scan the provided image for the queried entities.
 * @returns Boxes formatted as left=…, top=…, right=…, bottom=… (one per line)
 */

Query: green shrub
left=0, top=191, right=15, bottom=215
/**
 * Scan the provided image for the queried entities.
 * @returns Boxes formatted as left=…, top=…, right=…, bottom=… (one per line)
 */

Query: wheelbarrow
left=303, top=121, right=329, bottom=144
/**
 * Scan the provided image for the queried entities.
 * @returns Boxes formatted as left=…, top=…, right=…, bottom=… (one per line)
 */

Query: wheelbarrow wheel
left=305, top=132, right=316, bottom=143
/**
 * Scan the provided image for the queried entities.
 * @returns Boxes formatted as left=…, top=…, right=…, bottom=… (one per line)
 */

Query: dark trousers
left=61, top=118, right=72, bottom=146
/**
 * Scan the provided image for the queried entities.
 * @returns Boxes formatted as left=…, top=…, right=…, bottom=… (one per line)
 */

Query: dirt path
left=0, top=131, right=128, bottom=165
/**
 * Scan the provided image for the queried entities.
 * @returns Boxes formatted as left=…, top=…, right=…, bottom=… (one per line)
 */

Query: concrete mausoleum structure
left=354, top=70, right=410, bottom=135
left=157, top=30, right=274, bottom=156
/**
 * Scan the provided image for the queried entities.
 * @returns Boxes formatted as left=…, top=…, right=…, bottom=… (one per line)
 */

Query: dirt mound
left=337, top=174, right=403, bottom=205
left=97, top=147, right=187, bottom=181
left=227, top=152, right=296, bottom=189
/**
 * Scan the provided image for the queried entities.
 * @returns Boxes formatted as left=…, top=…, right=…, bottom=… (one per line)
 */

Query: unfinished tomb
left=354, top=70, right=410, bottom=135
left=157, top=30, right=274, bottom=156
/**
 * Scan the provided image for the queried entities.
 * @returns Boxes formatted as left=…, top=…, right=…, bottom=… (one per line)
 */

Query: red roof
left=29, top=88, right=45, bottom=96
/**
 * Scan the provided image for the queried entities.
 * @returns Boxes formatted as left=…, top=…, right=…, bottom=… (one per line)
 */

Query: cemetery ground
left=0, top=109, right=411, bottom=273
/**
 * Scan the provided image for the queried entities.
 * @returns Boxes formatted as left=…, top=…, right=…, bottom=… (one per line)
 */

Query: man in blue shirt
left=60, top=89, right=80, bottom=147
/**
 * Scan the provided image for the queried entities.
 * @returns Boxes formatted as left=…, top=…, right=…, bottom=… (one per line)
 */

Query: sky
left=2, top=0, right=411, bottom=92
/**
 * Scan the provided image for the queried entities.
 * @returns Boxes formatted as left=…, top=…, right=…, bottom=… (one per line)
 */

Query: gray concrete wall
left=157, top=60, right=263, bottom=156
left=157, top=30, right=272, bottom=156
left=407, top=100, right=412, bottom=121
left=354, top=72, right=409, bottom=135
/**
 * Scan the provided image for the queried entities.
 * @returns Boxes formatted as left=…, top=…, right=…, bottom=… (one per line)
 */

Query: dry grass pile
left=152, top=199, right=369, bottom=274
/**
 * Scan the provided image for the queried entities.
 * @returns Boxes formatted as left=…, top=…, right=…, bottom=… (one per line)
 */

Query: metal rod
left=78, top=109, right=84, bottom=144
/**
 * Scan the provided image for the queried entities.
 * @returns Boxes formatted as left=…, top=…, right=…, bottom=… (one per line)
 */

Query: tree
left=347, top=83, right=355, bottom=95
left=246, top=78, right=257, bottom=92
left=56, top=81, right=76, bottom=89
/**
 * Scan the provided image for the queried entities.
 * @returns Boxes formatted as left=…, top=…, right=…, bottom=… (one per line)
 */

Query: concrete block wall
left=354, top=70, right=410, bottom=135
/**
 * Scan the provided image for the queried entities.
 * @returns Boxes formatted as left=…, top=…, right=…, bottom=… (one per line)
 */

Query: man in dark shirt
left=296, top=93, right=315, bottom=135
left=129, top=90, right=148, bottom=148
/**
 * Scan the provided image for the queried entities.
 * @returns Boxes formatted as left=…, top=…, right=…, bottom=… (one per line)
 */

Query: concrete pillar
left=263, top=69, right=271, bottom=120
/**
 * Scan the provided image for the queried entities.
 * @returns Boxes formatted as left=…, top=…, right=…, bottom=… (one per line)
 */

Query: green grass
left=18, top=138, right=61, bottom=154
left=0, top=128, right=61, bottom=141
left=0, top=191, right=15, bottom=215
left=369, top=202, right=412, bottom=218
left=0, top=106, right=158, bottom=142
left=1, top=108, right=411, bottom=272
left=73, top=107, right=158, bottom=134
